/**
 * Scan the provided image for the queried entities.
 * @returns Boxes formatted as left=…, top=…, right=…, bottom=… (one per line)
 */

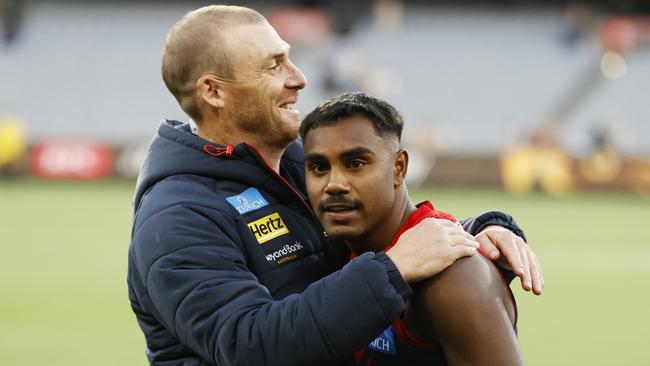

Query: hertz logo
left=247, top=213, right=289, bottom=244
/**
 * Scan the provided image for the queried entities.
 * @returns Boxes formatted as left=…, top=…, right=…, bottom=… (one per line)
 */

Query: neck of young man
left=347, top=192, right=417, bottom=254
left=197, top=120, right=288, bottom=173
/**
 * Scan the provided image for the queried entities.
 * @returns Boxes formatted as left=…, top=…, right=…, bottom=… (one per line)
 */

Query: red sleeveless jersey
left=353, top=201, right=518, bottom=366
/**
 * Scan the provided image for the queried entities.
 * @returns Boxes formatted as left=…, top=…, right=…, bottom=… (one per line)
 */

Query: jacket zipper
left=244, top=143, right=316, bottom=216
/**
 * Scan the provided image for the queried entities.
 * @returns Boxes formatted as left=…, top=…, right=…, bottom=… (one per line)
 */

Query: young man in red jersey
left=301, top=92, right=525, bottom=365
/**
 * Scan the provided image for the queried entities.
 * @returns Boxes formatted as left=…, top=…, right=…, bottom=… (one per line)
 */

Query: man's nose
left=324, top=169, right=349, bottom=195
left=285, top=59, right=307, bottom=90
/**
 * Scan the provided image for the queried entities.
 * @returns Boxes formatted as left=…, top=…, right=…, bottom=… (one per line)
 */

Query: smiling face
left=221, top=22, right=307, bottom=146
left=303, top=115, right=409, bottom=250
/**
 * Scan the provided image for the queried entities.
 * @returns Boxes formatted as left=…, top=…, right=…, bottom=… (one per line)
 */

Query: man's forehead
left=264, top=43, right=291, bottom=62
left=229, top=22, right=289, bottom=59
left=304, top=119, right=398, bottom=156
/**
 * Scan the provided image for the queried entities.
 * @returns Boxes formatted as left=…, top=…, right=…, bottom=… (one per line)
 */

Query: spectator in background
left=578, top=125, right=622, bottom=184
left=0, top=0, right=24, bottom=46
left=501, top=124, right=573, bottom=197
left=128, top=5, right=542, bottom=366
left=0, top=114, right=26, bottom=177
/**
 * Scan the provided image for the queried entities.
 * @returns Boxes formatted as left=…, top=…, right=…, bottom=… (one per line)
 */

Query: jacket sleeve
left=460, top=210, right=527, bottom=283
left=133, top=204, right=411, bottom=366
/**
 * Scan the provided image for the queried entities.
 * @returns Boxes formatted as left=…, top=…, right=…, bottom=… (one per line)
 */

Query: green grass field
left=1, top=179, right=648, bottom=365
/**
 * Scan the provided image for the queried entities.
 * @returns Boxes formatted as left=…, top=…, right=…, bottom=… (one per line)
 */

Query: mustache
left=319, top=196, right=364, bottom=211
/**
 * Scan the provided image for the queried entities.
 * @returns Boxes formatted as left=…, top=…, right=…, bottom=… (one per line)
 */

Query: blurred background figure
left=560, top=2, right=596, bottom=48
left=0, top=0, right=24, bottom=47
left=578, top=124, right=622, bottom=184
left=501, top=123, right=574, bottom=197
left=0, top=113, right=26, bottom=177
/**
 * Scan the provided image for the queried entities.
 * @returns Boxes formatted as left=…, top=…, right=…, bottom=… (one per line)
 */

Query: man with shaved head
left=161, top=6, right=265, bottom=122
left=128, top=5, right=542, bottom=366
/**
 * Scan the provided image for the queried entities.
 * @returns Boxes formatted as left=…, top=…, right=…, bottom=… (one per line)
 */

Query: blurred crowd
left=1, top=0, right=649, bottom=196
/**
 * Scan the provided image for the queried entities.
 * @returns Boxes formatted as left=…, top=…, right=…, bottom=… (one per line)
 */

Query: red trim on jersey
left=349, top=201, right=457, bottom=260
left=393, top=317, right=439, bottom=352
left=384, top=201, right=457, bottom=253
left=353, top=348, right=366, bottom=364
left=351, top=201, right=517, bottom=354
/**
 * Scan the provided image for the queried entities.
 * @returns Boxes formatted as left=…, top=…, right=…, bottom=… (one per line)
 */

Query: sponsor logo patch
left=226, top=188, right=268, bottom=214
left=368, top=327, right=397, bottom=355
left=266, top=241, right=304, bottom=265
left=247, top=212, right=289, bottom=244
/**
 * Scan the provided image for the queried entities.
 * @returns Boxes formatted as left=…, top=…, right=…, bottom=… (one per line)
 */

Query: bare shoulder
left=418, top=253, right=513, bottom=310
left=405, top=254, right=523, bottom=365
left=406, top=253, right=517, bottom=341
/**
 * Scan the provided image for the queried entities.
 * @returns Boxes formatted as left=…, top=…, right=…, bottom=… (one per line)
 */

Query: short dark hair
left=300, top=92, right=404, bottom=141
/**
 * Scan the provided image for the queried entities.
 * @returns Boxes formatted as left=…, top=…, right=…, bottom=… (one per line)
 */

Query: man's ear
left=196, top=74, right=226, bottom=109
left=394, top=149, right=409, bottom=187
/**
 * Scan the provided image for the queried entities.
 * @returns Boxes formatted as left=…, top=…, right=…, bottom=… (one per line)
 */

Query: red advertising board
left=31, top=140, right=114, bottom=180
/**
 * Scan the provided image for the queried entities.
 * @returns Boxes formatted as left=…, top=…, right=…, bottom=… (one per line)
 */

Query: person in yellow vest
left=578, top=126, right=622, bottom=185
left=501, top=125, right=573, bottom=197
left=0, top=114, right=27, bottom=176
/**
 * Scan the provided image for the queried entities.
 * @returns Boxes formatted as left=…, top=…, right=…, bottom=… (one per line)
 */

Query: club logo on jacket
left=226, top=187, right=269, bottom=214
left=368, top=327, right=397, bottom=355
left=247, top=212, right=289, bottom=244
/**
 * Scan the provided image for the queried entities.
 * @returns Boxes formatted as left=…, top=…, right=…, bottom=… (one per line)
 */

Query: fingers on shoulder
left=450, top=243, right=477, bottom=259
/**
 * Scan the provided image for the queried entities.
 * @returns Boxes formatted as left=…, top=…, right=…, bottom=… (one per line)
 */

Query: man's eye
left=349, top=159, right=366, bottom=169
left=309, top=162, right=329, bottom=174
left=270, top=63, right=281, bottom=71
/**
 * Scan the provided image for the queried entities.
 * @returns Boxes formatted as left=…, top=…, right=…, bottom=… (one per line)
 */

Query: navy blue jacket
left=127, top=120, right=525, bottom=366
